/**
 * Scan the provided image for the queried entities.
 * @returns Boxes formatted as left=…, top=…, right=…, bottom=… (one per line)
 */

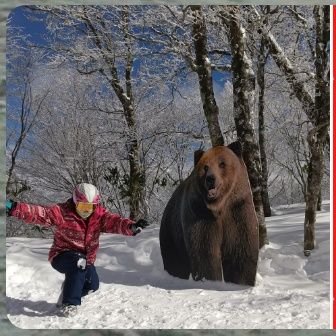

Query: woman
left=6, top=183, right=149, bottom=317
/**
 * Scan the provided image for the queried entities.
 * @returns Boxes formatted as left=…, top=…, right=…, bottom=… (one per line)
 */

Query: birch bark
left=191, top=6, right=224, bottom=147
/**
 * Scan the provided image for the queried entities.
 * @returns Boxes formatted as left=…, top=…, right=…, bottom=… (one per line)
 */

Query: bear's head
left=194, top=142, right=244, bottom=210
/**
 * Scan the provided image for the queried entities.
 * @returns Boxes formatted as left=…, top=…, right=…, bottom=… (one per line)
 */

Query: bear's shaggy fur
left=159, top=142, right=259, bottom=286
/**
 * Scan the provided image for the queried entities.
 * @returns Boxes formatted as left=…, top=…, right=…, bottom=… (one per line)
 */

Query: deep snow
left=6, top=202, right=330, bottom=329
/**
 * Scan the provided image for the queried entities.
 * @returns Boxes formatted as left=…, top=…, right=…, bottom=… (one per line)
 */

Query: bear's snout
left=205, top=174, right=216, bottom=190
left=204, top=169, right=220, bottom=202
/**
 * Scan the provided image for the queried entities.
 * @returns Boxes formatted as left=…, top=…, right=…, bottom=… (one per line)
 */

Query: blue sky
left=6, top=5, right=231, bottom=152
left=8, top=6, right=49, bottom=46
left=7, top=5, right=230, bottom=86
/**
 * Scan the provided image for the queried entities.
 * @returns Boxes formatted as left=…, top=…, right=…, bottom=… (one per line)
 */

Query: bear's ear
left=228, top=141, right=243, bottom=158
left=194, top=149, right=204, bottom=166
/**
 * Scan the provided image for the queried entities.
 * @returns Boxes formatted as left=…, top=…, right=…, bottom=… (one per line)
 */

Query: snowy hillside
left=6, top=202, right=330, bottom=329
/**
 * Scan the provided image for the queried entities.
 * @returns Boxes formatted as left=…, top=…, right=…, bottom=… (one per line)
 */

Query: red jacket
left=10, top=199, right=135, bottom=265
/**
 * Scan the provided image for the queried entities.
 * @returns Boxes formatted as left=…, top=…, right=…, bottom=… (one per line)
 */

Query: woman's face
left=75, top=202, right=95, bottom=219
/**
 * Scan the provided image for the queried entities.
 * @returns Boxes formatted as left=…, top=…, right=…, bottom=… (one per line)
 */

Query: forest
left=6, top=5, right=330, bottom=254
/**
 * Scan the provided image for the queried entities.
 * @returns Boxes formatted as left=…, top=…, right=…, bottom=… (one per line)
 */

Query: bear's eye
left=219, top=161, right=225, bottom=169
left=204, top=165, right=209, bottom=173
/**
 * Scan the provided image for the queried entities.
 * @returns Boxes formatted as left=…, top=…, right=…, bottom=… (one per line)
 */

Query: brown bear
left=159, top=142, right=259, bottom=286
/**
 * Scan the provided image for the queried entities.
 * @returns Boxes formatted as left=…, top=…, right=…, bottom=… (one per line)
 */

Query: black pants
left=51, top=251, right=99, bottom=306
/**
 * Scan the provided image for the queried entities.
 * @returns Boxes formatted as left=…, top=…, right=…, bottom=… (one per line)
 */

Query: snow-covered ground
left=6, top=202, right=330, bottom=329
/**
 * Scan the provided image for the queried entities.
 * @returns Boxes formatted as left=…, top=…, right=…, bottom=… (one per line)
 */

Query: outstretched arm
left=7, top=201, right=62, bottom=227
left=100, top=209, right=135, bottom=236
left=100, top=209, right=149, bottom=236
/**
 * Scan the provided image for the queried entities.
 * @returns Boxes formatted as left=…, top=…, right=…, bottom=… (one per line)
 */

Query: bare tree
left=303, top=6, right=330, bottom=254
left=28, top=5, right=147, bottom=219
left=6, top=27, right=50, bottom=195
left=190, top=5, right=224, bottom=146
left=256, top=18, right=272, bottom=217
left=252, top=5, right=330, bottom=253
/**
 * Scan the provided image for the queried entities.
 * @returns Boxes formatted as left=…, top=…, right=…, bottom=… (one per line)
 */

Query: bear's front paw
left=192, top=272, right=205, bottom=282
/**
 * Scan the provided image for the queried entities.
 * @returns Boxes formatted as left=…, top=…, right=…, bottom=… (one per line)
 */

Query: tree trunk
left=304, top=129, right=324, bottom=253
left=257, top=36, right=272, bottom=217
left=83, top=7, right=145, bottom=220
left=122, top=8, right=145, bottom=220
left=191, top=6, right=224, bottom=147
left=304, top=6, right=330, bottom=253
left=221, top=6, right=268, bottom=248
left=317, top=189, right=322, bottom=211
left=127, top=131, right=144, bottom=220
